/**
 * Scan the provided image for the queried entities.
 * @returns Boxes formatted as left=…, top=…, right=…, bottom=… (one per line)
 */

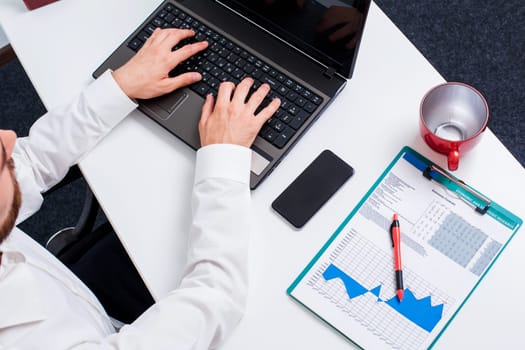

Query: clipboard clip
left=423, top=165, right=491, bottom=215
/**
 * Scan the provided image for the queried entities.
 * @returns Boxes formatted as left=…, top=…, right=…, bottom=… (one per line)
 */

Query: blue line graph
left=323, top=264, right=444, bottom=332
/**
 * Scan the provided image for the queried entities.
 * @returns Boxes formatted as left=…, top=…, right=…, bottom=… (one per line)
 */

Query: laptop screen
left=217, top=0, right=371, bottom=79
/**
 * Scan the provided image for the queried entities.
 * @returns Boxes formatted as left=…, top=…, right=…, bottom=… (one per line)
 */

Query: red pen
left=390, top=213, right=404, bottom=301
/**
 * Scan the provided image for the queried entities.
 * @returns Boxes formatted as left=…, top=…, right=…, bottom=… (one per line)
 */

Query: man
left=0, top=27, right=280, bottom=349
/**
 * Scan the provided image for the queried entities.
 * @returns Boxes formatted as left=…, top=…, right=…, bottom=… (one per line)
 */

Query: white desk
left=0, top=29, right=8, bottom=48
left=0, top=0, right=28, bottom=48
left=2, top=0, right=525, bottom=348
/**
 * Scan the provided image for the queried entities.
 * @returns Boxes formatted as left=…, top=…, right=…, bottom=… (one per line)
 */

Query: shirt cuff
left=85, top=70, right=138, bottom=128
left=195, top=144, right=251, bottom=185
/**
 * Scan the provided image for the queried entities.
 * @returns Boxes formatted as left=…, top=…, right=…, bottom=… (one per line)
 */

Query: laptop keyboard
left=127, top=3, right=323, bottom=149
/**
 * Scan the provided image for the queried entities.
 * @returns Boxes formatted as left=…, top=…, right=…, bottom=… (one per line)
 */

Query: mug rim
left=420, top=82, right=490, bottom=143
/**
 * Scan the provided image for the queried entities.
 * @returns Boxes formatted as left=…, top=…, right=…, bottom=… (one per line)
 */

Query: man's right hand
left=199, top=78, right=281, bottom=148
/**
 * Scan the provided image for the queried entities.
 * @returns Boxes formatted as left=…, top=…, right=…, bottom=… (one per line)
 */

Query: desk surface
left=2, top=0, right=525, bottom=348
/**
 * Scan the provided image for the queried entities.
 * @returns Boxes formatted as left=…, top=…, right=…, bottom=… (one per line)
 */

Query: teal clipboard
left=287, top=146, right=522, bottom=350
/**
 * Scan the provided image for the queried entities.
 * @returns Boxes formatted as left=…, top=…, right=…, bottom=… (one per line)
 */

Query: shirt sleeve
left=92, top=144, right=252, bottom=350
left=12, top=70, right=137, bottom=222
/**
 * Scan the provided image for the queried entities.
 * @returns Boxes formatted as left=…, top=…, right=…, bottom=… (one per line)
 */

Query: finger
left=200, top=94, right=214, bottom=126
left=216, top=81, right=235, bottom=108
left=199, top=94, right=215, bottom=147
left=148, top=28, right=174, bottom=46
left=246, top=83, right=270, bottom=113
left=231, top=78, right=253, bottom=106
left=255, top=98, right=281, bottom=124
left=143, top=28, right=162, bottom=48
left=170, top=41, right=209, bottom=66
left=164, top=72, right=202, bottom=92
left=159, top=28, right=196, bottom=49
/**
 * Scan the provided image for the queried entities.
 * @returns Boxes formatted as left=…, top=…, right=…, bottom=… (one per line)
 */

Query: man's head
left=0, top=130, right=21, bottom=244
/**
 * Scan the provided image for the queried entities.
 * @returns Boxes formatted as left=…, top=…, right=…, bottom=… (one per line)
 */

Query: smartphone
left=272, top=150, right=354, bottom=228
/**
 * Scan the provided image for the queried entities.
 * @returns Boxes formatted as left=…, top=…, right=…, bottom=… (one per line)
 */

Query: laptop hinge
left=323, top=67, right=337, bottom=79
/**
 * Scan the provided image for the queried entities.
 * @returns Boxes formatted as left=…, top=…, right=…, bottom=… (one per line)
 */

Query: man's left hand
left=112, top=28, right=208, bottom=100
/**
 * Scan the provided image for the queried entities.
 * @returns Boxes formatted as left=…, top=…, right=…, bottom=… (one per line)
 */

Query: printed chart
left=306, top=230, right=454, bottom=350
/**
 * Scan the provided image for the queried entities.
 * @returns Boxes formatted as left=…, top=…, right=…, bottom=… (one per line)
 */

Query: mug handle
left=447, top=149, right=460, bottom=171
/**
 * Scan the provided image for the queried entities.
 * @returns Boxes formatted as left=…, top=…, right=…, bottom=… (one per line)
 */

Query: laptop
left=93, top=0, right=371, bottom=189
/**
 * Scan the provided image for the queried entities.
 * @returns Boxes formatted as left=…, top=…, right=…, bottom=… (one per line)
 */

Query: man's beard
left=0, top=158, right=22, bottom=244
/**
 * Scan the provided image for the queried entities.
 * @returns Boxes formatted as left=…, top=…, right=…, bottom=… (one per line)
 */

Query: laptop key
left=224, top=63, right=235, bottom=73
left=279, top=113, right=293, bottom=124
left=216, top=58, right=227, bottom=68
left=279, top=100, right=290, bottom=110
left=284, top=79, right=294, bottom=88
left=304, top=102, right=317, bottom=113
left=287, top=105, right=299, bottom=116
left=128, top=39, right=142, bottom=51
left=137, top=31, right=150, bottom=42
left=273, top=120, right=286, bottom=132
left=232, top=68, right=245, bottom=80
left=251, top=69, right=262, bottom=79
left=261, top=75, right=279, bottom=89
left=301, top=89, right=313, bottom=99
left=191, top=82, right=209, bottom=96
left=207, top=77, right=220, bottom=90
left=153, top=17, right=164, bottom=27
left=218, top=72, right=230, bottom=82
left=172, top=18, right=183, bottom=27
left=273, top=126, right=296, bottom=149
left=234, top=58, right=246, bottom=68
left=165, top=14, right=175, bottom=23
left=295, top=96, right=307, bottom=107
left=243, top=64, right=255, bottom=74
left=263, top=129, right=278, bottom=142
left=286, top=91, right=298, bottom=102
left=226, top=53, right=238, bottom=63
left=277, top=85, right=288, bottom=96
left=311, top=95, right=323, bottom=105
left=145, top=24, right=156, bottom=35
left=195, top=32, right=207, bottom=42
left=289, top=110, right=309, bottom=130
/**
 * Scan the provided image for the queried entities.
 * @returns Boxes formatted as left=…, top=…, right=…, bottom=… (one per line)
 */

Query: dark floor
left=1, top=0, right=524, bottom=245
left=375, top=0, right=525, bottom=166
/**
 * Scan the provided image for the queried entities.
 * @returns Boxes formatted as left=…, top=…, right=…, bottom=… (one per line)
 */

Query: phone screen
left=272, top=150, right=354, bottom=228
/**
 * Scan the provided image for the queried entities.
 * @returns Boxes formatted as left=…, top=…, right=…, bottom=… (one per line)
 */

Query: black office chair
left=43, top=166, right=154, bottom=323
left=43, top=165, right=111, bottom=267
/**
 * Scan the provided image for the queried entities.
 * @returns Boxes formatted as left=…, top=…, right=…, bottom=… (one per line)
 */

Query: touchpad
left=148, top=91, right=188, bottom=118
left=146, top=91, right=204, bottom=150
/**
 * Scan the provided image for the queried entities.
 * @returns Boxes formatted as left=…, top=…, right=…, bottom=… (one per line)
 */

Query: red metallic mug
left=420, top=82, right=489, bottom=171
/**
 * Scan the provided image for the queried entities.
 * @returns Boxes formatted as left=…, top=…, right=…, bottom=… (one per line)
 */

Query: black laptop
left=93, top=0, right=371, bottom=189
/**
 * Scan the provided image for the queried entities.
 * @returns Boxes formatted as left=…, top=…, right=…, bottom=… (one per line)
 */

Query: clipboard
left=287, top=146, right=522, bottom=350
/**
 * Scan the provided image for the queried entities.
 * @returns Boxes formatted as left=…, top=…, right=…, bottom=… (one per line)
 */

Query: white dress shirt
left=0, top=71, right=251, bottom=349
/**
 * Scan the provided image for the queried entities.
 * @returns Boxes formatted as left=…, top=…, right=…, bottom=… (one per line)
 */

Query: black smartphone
left=272, top=150, right=354, bottom=228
